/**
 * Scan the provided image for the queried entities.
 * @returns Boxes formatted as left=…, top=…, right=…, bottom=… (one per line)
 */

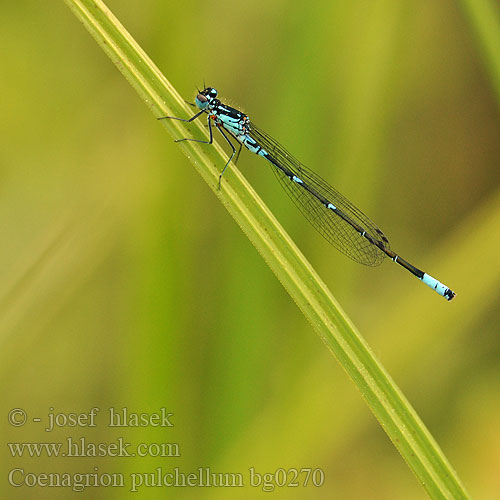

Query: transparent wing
left=249, top=123, right=389, bottom=266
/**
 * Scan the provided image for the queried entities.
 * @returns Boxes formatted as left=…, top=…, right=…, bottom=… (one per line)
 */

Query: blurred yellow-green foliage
left=1, top=1, right=500, bottom=498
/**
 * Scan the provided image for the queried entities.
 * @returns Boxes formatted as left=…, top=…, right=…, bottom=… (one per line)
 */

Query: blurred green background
left=1, top=0, right=500, bottom=498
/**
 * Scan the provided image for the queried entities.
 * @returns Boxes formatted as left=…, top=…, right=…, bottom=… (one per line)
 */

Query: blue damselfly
left=159, top=87, right=456, bottom=301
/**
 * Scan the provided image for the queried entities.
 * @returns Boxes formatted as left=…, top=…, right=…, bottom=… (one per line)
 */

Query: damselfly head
left=195, top=87, right=218, bottom=110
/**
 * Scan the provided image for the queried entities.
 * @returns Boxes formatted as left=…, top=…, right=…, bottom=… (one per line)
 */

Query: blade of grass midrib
left=63, top=1, right=470, bottom=498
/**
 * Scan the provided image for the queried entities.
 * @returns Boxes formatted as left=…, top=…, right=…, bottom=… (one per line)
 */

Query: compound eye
left=195, top=93, right=209, bottom=110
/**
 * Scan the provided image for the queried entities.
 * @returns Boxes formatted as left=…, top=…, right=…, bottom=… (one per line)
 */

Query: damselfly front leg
left=158, top=110, right=240, bottom=190
left=158, top=111, right=214, bottom=146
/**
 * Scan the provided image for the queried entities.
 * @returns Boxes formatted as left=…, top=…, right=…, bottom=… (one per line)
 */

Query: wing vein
left=249, top=123, right=389, bottom=266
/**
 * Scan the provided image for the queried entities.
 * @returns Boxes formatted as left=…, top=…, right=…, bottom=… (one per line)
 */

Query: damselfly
left=159, top=87, right=456, bottom=301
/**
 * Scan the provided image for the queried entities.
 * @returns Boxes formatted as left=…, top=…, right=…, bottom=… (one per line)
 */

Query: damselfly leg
left=213, top=124, right=237, bottom=189
left=158, top=111, right=239, bottom=190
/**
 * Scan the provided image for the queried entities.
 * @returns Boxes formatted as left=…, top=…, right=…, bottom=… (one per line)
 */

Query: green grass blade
left=460, top=0, right=500, bottom=105
left=63, top=1, right=470, bottom=498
